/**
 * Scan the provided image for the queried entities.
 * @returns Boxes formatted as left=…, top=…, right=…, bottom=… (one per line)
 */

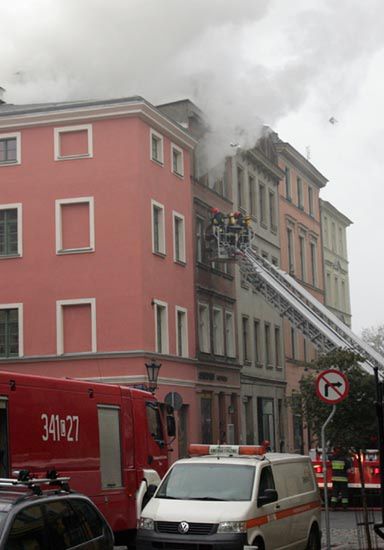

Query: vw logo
left=178, top=521, right=190, bottom=534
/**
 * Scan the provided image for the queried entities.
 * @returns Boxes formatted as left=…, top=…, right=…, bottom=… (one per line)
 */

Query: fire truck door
left=0, top=399, right=8, bottom=477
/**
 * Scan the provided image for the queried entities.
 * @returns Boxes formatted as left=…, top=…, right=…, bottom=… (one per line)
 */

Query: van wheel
left=253, top=536, right=265, bottom=550
left=306, top=525, right=321, bottom=550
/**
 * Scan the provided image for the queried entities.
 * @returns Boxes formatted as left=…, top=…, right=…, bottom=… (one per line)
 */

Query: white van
left=137, top=445, right=322, bottom=550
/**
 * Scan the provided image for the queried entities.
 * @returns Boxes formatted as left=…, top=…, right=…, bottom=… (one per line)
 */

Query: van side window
left=258, top=466, right=275, bottom=496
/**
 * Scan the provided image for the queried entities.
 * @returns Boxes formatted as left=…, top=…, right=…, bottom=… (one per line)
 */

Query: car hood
left=142, top=498, right=252, bottom=523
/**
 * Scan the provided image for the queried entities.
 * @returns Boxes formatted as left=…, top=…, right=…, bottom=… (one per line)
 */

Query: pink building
left=0, top=96, right=198, bottom=459
left=273, top=134, right=328, bottom=453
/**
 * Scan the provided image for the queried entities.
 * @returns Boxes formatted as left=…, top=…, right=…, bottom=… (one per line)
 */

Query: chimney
left=0, top=87, right=6, bottom=104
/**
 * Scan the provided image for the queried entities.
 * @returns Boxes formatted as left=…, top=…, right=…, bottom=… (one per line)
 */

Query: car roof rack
left=0, top=470, right=71, bottom=496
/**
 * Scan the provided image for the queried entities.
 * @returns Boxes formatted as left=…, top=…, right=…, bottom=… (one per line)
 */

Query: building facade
left=273, top=134, right=328, bottom=453
left=320, top=199, right=353, bottom=327
left=0, top=96, right=198, bottom=459
left=230, top=135, right=287, bottom=451
left=158, top=100, right=242, bottom=446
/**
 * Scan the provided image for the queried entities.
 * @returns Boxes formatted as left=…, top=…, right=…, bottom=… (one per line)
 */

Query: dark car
left=0, top=471, right=114, bottom=549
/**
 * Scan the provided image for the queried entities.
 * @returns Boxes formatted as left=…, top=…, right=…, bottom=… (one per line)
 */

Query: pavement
left=322, top=510, right=384, bottom=549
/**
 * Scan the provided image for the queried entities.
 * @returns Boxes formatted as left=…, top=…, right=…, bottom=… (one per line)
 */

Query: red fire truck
left=311, top=449, right=380, bottom=504
left=0, top=370, right=175, bottom=546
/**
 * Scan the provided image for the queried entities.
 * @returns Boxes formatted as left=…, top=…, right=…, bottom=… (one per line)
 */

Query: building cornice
left=0, top=98, right=197, bottom=150
left=320, top=199, right=353, bottom=226
left=244, top=148, right=285, bottom=183
left=275, top=141, right=328, bottom=188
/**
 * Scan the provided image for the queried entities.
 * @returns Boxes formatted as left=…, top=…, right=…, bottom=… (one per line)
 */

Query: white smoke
left=2, top=0, right=384, bottom=152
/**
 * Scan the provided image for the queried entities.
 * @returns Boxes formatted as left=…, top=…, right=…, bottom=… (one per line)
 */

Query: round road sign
left=316, top=369, right=349, bottom=404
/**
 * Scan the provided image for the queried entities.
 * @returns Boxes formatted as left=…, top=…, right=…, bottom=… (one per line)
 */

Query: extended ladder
left=209, top=225, right=384, bottom=374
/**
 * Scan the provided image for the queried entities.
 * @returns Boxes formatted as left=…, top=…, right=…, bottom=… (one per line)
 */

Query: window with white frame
left=176, top=306, right=188, bottom=357
left=0, top=133, right=21, bottom=165
left=0, top=303, right=23, bottom=357
left=171, top=144, right=184, bottom=177
left=54, top=125, right=93, bottom=160
left=198, top=303, right=210, bottom=353
left=173, top=212, right=186, bottom=263
left=274, top=326, right=281, bottom=368
left=154, top=300, right=168, bottom=354
left=310, top=240, right=317, bottom=286
left=212, top=307, right=224, bottom=356
left=55, top=197, right=95, bottom=254
left=151, top=200, right=166, bottom=255
left=56, top=298, right=96, bottom=355
left=150, top=129, right=164, bottom=164
left=0, top=204, right=22, bottom=257
left=225, top=311, right=235, bottom=357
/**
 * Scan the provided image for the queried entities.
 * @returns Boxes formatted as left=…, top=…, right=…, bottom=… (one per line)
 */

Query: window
left=287, top=227, right=294, bottom=274
left=299, top=235, right=306, bottom=281
left=0, top=133, right=20, bottom=165
left=198, top=303, right=210, bottom=353
left=269, top=191, right=277, bottom=231
left=331, top=222, right=336, bottom=251
left=0, top=204, right=22, bottom=257
left=196, top=217, right=204, bottom=263
left=249, top=175, right=256, bottom=216
left=274, top=326, right=281, bottom=368
left=173, top=212, right=186, bottom=263
left=7, top=505, right=45, bottom=548
left=297, top=177, right=303, bottom=209
left=334, top=276, right=339, bottom=307
left=150, top=129, right=164, bottom=164
left=323, top=216, right=329, bottom=247
left=254, top=320, right=261, bottom=365
left=176, top=307, right=188, bottom=357
left=152, top=200, right=166, bottom=255
left=55, top=197, right=95, bottom=254
left=338, top=227, right=344, bottom=255
left=97, top=405, right=122, bottom=489
left=171, top=143, right=184, bottom=177
left=70, top=499, right=104, bottom=540
left=291, top=327, right=296, bottom=359
left=310, top=241, right=317, bottom=286
left=308, top=185, right=314, bottom=216
left=225, top=311, right=235, bottom=357
left=257, top=399, right=275, bottom=450
left=264, top=323, right=272, bottom=366
left=237, top=166, right=245, bottom=208
left=56, top=299, right=96, bottom=355
left=201, top=395, right=213, bottom=443
left=212, top=307, right=224, bottom=355
left=242, top=316, right=249, bottom=362
left=54, top=124, right=93, bottom=160
left=154, top=300, right=168, bottom=354
left=259, top=184, right=266, bottom=225
left=285, top=167, right=291, bottom=200
left=0, top=304, right=22, bottom=357
left=46, top=499, right=90, bottom=547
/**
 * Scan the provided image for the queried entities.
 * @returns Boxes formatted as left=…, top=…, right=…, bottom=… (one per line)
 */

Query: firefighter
left=211, top=207, right=224, bottom=227
left=330, top=446, right=352, bottom=510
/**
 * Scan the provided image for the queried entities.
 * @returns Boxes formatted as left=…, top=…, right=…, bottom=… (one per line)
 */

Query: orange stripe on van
left=246, top=499, right=321, bottom=529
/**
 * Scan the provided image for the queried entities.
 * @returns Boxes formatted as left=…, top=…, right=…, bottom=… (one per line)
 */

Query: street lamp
left=145, top=359, right=162, bottom=393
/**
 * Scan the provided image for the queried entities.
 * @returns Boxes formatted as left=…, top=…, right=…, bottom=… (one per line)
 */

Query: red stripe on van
left=246, top=499, right=321, bottom=529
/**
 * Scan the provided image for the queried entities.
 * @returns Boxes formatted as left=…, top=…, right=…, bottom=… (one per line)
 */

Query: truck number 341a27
left=41, top=413, right=79, bottom=442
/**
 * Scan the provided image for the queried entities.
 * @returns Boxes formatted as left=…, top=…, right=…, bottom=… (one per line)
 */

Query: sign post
left=316, top=369, right=349, bottom=550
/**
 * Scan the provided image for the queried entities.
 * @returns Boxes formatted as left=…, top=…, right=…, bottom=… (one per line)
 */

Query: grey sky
left=2, top=0, right=383, bottom=333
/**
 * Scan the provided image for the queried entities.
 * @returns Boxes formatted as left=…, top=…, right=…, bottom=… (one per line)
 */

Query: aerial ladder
left=208, top=211, right=384, bottom=537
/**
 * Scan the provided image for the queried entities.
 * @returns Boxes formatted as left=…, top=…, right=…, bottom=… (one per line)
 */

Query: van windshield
left=156, top=463, right=255, bottom=501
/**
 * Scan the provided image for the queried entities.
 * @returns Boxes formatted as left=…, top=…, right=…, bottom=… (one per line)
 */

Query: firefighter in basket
left=330, top=446, right=353, bottom=510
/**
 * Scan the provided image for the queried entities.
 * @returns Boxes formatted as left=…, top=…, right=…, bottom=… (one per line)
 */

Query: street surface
left=114, top=510, right=384, bottom=549
left=322, top=510, right=384, bottom=549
